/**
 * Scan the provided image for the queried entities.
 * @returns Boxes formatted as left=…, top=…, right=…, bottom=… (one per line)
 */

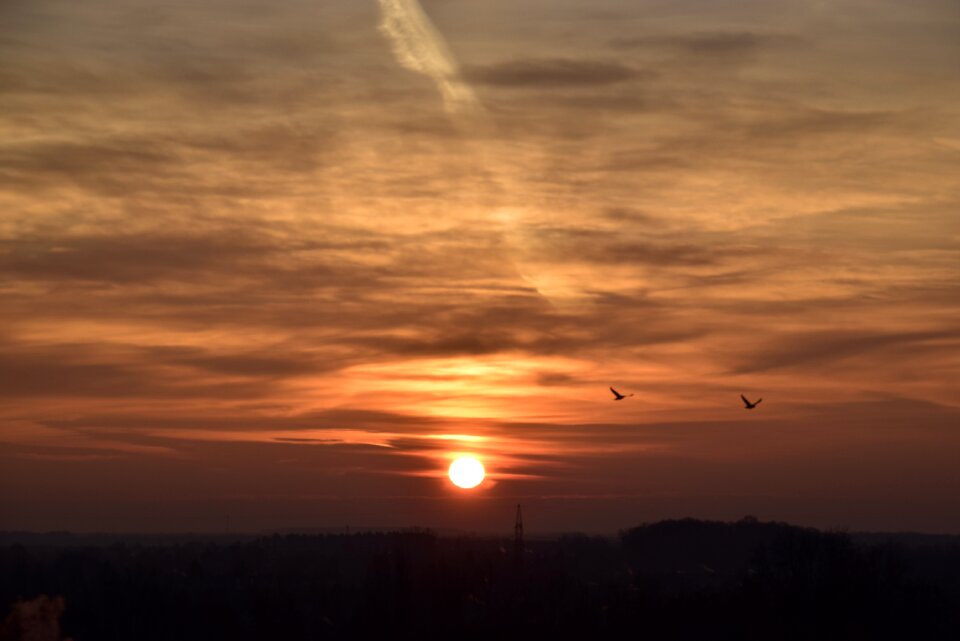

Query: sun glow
left=448, top=456, right=485, bottom=489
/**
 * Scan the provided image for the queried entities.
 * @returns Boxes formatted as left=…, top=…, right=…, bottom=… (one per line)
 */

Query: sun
left=448, top=456, right=485, bottom=489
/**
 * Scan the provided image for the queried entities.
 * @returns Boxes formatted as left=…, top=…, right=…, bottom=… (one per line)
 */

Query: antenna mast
left=514, top=503, right=524, bottom=561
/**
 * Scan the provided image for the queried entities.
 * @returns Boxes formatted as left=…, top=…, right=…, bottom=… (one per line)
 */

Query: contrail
left=377, top=0, right=482, bottom=115
left=376, top=0, right=569, bottom=306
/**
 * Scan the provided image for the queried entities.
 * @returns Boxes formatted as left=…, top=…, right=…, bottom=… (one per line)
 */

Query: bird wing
left=740, top=394, right=750, bottom=406
left=610, top=387, right=621, bottom=398
left=755, top=398, right=763, bottom=405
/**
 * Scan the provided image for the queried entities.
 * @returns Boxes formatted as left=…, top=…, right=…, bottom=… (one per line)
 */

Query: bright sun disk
left=448, top=456, right=485, bottom=489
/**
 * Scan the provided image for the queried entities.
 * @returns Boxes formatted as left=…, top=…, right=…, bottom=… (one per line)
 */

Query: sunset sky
left=2, top=0, right=959, bottom=534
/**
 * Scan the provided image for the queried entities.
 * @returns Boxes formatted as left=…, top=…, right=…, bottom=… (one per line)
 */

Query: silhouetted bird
left=610, top=387, right=633, bottom=401
left=741, top=394, right=762, bottom=409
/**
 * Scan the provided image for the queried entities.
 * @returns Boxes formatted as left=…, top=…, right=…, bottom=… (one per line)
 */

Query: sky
left=1, top=0, right=959, bottom=534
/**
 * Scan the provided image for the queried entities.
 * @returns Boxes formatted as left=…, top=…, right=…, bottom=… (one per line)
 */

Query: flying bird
left=610, top=387, right=633, bottom=401
left=741, top=394, right=762, bottom=409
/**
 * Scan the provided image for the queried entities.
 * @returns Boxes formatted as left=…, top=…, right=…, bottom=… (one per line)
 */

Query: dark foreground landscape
left=3, top=518, right=960, bottom=640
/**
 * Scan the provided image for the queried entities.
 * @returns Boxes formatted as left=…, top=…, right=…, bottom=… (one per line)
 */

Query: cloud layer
left=1, top=0, right=958, bottom=533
